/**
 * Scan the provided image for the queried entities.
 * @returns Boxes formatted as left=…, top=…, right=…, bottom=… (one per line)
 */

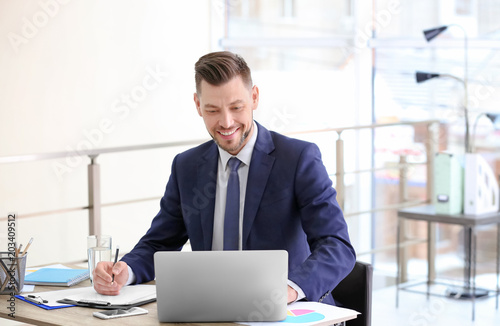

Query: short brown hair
left=194, top=51, right=252, bottom=94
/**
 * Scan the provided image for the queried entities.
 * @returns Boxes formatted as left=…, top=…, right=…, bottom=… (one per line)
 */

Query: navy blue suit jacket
left=122, top=122, right=356, bottom=304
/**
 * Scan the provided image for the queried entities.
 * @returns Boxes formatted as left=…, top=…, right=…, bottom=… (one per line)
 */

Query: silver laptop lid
left=154, top=250, right=288, bottom=322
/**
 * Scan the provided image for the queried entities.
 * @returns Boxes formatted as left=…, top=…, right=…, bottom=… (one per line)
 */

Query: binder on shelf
left=24, top=268, right=89, bottom=286
left=464, top=153, right=500, bottom=215
left=434, top=152, right=464, bottom=215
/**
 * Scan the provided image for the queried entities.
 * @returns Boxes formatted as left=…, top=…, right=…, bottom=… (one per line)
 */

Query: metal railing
left=0, top=120, right=439, bottom=273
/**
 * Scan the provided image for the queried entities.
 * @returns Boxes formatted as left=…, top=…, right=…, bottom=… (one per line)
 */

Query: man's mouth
left=218, top=128, right=239, bottom=137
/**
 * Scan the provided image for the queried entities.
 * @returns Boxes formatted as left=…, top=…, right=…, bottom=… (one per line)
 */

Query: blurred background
left=1, top=2, right=500, bottom=321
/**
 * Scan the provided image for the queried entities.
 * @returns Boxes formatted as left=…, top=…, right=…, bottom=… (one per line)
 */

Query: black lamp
left=486, top=113, right=500, bottom=129
left=415, top=70, right=470, bottom=152
left=423, top=26, right=448, bottom=42
left=420, top=24, right=470, bottom=153
left=415, top=71, right=441, bottom=83
left=415, top=71, right=465, bottom=85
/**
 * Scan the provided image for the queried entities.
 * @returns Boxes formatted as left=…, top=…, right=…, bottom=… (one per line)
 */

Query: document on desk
left=16, top=288, right=78, bottom=310
left=17, top=285, right=156, bottom=310
left=57, top=284, right=156, bottom=308
left=240, top=301, right=359, bottom=326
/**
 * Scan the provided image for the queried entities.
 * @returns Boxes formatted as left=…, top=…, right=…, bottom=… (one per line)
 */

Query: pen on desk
left=22, top=237, right=34, bottom=256
left=112, top=245, right=120, bottom=283
left=27, top=295, right=48, bottom=304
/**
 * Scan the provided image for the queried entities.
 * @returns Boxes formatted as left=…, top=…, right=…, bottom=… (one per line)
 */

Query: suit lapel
left=242, top=123, right=275, bottom=247
left=197, top=143, right=219, bottom=250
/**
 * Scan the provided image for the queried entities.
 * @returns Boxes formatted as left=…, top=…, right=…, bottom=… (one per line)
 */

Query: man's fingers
left=111, top=261, right=127, bottom=275
left=287, top=286, right=298, bottom=304
left=94, top=261, right=113, bottom=282
left=93, top=273, right=121, bottom=295
left=93, top=261, right=129, bottom=295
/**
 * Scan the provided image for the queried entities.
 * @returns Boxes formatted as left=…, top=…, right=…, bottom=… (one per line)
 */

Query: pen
left=26, top=295, right=48, bottom=304
left=22, top=238, right=34, bottom=256
left=112, top=246, right=120, bottom=283
left=16, top=244, right=23, bottom=257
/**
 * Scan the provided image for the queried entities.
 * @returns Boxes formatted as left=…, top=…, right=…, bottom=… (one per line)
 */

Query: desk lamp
left=472, top=112, right=500, bottom=151
left=422, top=25, right=470, bottom=153
left=415, top=71, right=469, bottom=152
left=466, top=112, right=500, bottom=215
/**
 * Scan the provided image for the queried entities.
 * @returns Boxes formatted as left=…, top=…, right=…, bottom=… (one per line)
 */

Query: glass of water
left=87, top=235, right=112, bottom=284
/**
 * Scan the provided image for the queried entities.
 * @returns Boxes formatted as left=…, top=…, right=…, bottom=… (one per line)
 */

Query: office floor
left=372, top=282, right=500, bottom=325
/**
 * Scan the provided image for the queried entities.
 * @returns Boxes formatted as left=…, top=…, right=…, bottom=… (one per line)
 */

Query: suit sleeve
left=288, top=143, right=356, bottom=302
left=120, top=155, right=188, bottom=284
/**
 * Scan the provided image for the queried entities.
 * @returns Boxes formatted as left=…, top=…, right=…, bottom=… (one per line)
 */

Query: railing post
left=426, top=122, right=438, bottom=281
left=88, top=155, right=101, bottom=236
left=426, top=121, right=438, bottom=203
left=336, top=132, right=345, bottom=211
left=398, top=154, right=408, bottom=283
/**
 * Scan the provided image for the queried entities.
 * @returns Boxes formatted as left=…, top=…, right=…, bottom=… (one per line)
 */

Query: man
left=94, top=51, right=355, bottom=305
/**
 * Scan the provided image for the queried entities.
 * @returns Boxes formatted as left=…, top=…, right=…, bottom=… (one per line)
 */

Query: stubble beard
left=213, top=123, right=253, bottom=154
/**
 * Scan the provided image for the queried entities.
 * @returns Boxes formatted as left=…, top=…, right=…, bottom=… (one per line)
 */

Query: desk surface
left=0, top=278, right=233, bottom=326
left=398, top=205, right=500, bottom=226
left=1, top=279, right=153, bottom=326
left=0, top=267, right=356, bottom=326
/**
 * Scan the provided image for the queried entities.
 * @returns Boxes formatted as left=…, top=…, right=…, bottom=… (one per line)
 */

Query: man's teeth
left=220, top=129, right=237, bottom=136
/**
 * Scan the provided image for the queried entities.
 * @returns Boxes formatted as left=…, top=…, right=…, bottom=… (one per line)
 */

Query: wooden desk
left=0, top=269, right=354, bottom=326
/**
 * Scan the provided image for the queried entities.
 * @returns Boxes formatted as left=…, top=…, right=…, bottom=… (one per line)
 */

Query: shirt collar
left=218, top=121, right=258, bottom=170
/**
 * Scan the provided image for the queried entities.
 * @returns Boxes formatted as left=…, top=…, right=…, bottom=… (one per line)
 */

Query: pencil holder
left=0, top=252, right=27, bottom=294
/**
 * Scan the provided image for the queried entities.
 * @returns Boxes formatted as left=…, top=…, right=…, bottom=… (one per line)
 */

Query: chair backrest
left=331, top=261, right=373, bottom=326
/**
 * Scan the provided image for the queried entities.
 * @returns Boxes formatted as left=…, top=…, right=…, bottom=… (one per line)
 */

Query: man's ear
left=194, top=92, right=202, bottom=117
left=251, top=85, right=259, bottom=111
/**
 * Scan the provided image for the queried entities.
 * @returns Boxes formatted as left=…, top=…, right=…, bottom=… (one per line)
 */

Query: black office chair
left=331, top=261, right=373, bottom=326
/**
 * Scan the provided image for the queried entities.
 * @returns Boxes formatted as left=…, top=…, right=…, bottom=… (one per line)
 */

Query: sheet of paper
left=19, top=284, right=155, bottom=307
left=62, top=284, right=156, bottom=305
left=19, top=287, right=84, bottom=307
left=20, top=284, right=35, bottom=293
left=240, top=301, right=359, bottom=326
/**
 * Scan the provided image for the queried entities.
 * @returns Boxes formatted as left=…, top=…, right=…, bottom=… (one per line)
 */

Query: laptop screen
left=154, top=250, right=288, bottom=322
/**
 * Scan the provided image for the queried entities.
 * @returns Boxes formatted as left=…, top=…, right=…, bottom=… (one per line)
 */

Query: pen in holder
left=0, top=252, right=27, bottom=294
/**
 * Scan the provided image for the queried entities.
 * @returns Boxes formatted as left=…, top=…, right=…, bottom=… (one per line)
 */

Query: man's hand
left=287, top=285, right=298, bottom=304
left=93, top=261, right=129, bottom=295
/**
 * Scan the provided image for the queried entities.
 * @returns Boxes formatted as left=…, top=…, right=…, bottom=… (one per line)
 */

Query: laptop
left=153, top=250, right=288, bottom=322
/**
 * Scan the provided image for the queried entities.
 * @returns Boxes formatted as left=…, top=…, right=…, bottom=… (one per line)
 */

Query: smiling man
left=193, top=64, right=258, bottom=156
left=93, top=51, right=356, bottom=305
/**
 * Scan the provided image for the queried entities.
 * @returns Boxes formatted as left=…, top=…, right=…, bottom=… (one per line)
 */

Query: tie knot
left=227, top=157, right=241, bottom=172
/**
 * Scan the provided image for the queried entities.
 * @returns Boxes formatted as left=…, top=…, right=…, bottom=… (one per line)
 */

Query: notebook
left=154, top=250, right=288, bottom=323
left=25, top=268, right=89, bottom=286
left=57, top=284, right=156, bottom=309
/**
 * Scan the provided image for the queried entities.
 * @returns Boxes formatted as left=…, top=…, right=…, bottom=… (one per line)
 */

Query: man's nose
left=219, top=111, right=234, bottom=128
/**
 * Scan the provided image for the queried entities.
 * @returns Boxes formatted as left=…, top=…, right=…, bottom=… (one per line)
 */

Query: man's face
left=194, top=76, right=259, bottom=155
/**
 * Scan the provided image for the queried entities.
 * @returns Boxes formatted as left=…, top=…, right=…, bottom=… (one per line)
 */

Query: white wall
left=0, top=0, right=213, bottom=266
